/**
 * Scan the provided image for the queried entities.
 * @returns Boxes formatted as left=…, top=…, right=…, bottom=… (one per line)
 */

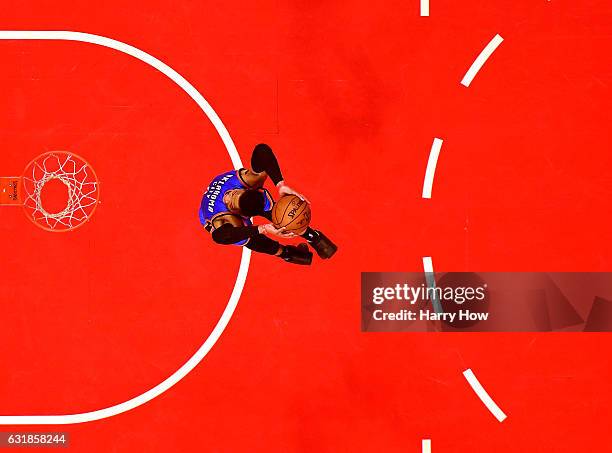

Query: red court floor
left=0, top=1, right=611, bottom=451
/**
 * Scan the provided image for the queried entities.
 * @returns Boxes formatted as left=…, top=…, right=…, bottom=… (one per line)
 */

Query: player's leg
left=260, top=209, right=337, bottom=259
left=301, top=227, right=338, bottom=259
left=245, top=234, right=313, bottom=265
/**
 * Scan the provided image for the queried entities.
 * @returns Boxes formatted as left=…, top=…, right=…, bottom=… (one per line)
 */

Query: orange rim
left=20, top=151, right=101, bottom=233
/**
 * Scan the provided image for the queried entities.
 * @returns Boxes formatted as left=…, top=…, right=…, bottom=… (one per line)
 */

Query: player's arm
left=211, top=215, right=258, bottom=245
left=247, top=143, right=310, bottom=202
left=237, top=168, right=267, bottom=189
left=235, top=143, right=279, bottom=189
left=250, top=143, right=283, bottom=185
left=211, top=215, right=293, bottom=244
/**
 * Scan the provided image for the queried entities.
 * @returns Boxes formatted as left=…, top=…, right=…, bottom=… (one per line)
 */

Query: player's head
left=225, top=189, right=264, bottom=216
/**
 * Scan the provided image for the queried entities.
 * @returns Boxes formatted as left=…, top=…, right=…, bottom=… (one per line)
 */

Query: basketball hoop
left=0, top=151, right=100, bottom=232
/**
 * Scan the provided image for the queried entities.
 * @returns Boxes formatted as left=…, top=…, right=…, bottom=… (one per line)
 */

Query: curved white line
left=0, top=30, right=250, bottom=424
left=420, top=0, right=429, bottom=17
left=422, top=256, right=442, bottom=314
left=461, top=34, right=504, bottom=87
left=422, top=439, right=432, bottom=453
left=422, top=137, right=443, bottom=199
left=463, top=368, right=507, bottom=422
left=422, top=256, right=434, bottom=274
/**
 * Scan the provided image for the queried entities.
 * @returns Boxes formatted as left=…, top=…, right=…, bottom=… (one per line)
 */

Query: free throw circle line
left=422, top=439, right=432, bottom=452
left=0, top=30, right=250, bottom=425
left=422, top=137, right=443, bottom=199
left=461, top=34, right=504, bottom=88
left=420, top=0, right=430, bottom=17
left=463, top=368, right=508, bottom=422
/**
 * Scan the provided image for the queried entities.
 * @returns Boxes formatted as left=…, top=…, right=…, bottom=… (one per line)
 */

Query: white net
left=22, top=152, right=100, bottom=232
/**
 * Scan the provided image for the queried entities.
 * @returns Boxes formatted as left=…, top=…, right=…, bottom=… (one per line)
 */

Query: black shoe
left=308, top=230, right=338, bottom=259
left=280, top=244, right=313, bottom=265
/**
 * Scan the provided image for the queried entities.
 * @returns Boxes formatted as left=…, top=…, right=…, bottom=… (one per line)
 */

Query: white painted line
left=422, top=137, right=443, bottom=199
left=463, top=368, right=507, bottom=422
left=0, top=30, right=250, bottom=425
left=422, top=256, right=434, bottom=274
left=422, top=439, right=432, bottom=453
left=422, top=256, right=442, bottom=313
left=460, top=34, right=504, bottom=87
left=420, top=0, right=429, bottom=16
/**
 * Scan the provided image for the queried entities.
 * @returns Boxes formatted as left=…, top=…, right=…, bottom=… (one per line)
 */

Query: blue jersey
left=199, top=169, right=273, bottom=246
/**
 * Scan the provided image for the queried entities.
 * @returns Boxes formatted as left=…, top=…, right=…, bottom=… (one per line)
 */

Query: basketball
left=271, top=195, right=311, bottom=234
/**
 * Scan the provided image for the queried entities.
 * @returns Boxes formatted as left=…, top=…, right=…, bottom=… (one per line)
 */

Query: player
left=199, top=144, right=337, bottom=265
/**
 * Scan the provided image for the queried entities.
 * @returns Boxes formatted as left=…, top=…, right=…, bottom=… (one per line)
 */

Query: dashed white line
left=463, top=368, right=507, bottom=422
left=422, top=256, right=442, bottom=313
left=420, top=0, right=429, bottom=16
left=422, top=256, right=434, bottom=274
left=422, top=137, right=443, bottom=199
left=422, top=439, right=432, bottom=453
left=461, top=34, right=504, bottom=87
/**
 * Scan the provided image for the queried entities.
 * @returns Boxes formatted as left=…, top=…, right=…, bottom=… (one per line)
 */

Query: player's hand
left=258, top=223, right=297, bottom=238
left=277, top=181, right=310, bottom=203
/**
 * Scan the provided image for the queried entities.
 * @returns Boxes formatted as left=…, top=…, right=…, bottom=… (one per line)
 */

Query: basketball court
left=0, top=1, right=610, bottom=451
